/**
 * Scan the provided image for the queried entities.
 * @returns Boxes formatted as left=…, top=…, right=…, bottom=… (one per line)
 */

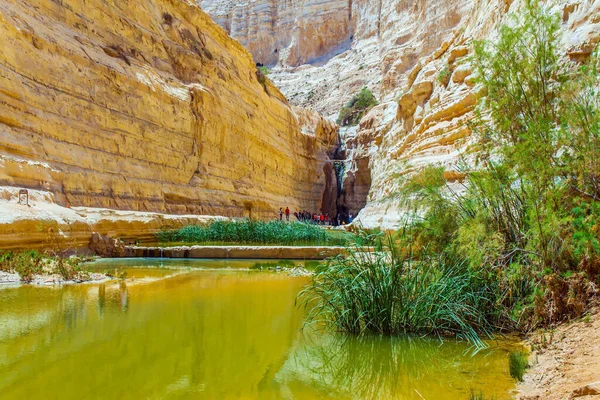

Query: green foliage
left=256, top=66, right=269, bottom=87
left=55, top=257, right=85, bottom=281
left=0, top=250, right=87, bottom=282
left=397, top=1, right=600, bottom=331
left=257, top=65, right=270, bottom=76
left=509, top=351, right=529, bottom=382
left=437, top=65, right=450, bottom=85
left=299, top=235, right=497, bottom=348
left=337, top=87, right=378, bottom=126
left=156, top=220, right=348, bottom=246
left=0, top=250, right=45, bottom=282
left=468, top=389, right=496, bottom=400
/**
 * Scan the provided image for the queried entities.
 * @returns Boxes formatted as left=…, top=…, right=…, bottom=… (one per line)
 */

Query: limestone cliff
left=0, top=0, right=338, bottom=226
left=201, top=0, right=600, bottom=228
left=198, top=0, right=353, bottom=67
left=353, top=0, right=600, bottom=228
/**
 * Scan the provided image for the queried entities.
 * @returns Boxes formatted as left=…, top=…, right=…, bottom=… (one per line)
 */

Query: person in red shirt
left=285, top=207, right=290, bottom=221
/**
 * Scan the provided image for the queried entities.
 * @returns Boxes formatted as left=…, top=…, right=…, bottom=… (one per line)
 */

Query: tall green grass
left=156, top=220, right=347, bottom=246
left=509, top=351, right=529, bottom=382
left=299, top=236, right=497, bottom=348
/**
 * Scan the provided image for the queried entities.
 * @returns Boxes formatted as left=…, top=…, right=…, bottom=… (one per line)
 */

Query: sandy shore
left=518, top=308, right=600, bottom=399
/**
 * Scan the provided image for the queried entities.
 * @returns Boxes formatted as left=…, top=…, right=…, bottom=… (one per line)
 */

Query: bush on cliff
left=337, top=87, right=378, bottom=126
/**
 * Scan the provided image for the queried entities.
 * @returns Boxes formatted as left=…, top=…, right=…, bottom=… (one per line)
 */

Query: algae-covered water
left=0, top=259, right=522, bottom=399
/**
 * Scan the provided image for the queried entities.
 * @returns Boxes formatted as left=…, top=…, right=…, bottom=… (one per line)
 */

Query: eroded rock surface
left=0, top=0, right=338, bottom=224
left=89, top=233, right=126, bottom=258
left=202, top=0, right=600, bottom=228
left=199, top=0, right=353, bottom=67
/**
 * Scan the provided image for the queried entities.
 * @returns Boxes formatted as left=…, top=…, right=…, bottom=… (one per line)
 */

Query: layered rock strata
left=202, top=0, right=600, bottom=228
left=0, top=187, right=223, bottom=250
left=198, top=0, right=353, bottom=67
left=353, top=0, right=600, bottom=228
left=0, top=0, right=338, bottom=230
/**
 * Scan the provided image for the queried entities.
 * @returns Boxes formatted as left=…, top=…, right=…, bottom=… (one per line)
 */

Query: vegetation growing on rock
left=336, top=87, right=378, bottom=126
left=301, top=2, right=600, bottom=345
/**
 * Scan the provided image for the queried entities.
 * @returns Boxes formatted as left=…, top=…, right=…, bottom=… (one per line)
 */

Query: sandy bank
left=518, top=308, right=600, bottom=399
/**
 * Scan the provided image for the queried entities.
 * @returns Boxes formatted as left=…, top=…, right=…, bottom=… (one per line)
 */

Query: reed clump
left=299, top=235, right=496, bottom=348
left=156, top=220, right=347, bottom=246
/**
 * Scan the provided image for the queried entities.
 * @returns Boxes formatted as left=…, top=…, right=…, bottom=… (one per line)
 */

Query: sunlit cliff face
left=0, top=0, right=339, bottom=220
left=201, top=0, right=600, bottom=228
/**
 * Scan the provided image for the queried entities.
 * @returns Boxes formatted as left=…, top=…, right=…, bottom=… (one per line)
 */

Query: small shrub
left=0, top=250, right=90, bottom=283
left=0, top=251, right=45, bottom=282
left=337, top=87, right=378, bottom=126
left=256, top=67, right=268, bottom=88
left=257, top=65, right=270, bottom=76
left=55, top=258, right=85, bottom=281
left=438, top=65, right=450, bottom=85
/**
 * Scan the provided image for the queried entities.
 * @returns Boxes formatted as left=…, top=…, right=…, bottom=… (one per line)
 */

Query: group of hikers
left=279, top=207, right=353, bottom=226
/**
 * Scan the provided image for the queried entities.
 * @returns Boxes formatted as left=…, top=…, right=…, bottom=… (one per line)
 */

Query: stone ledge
left=124, top=245, right=346, bottom=260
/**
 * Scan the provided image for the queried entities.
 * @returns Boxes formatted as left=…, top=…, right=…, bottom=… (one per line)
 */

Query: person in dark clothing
left=285, top=207, right=290, bottom=221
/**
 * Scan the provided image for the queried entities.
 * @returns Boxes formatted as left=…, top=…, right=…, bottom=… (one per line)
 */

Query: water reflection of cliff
left=0, top=271, right=307, bottom=399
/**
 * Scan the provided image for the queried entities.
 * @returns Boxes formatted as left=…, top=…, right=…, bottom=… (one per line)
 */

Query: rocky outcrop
left=202, top=0, right=600, bottom=228
left=89, top=233, right=126, bottom=258
left=0, top=0, right=339, bottom=225
left=199, top=0, right=353, bottom=67
left=354, top=0, right=600, bottom=228
left=0, top=186, right=224, bottom=250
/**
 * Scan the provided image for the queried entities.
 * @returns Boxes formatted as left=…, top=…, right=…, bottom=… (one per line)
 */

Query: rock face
left=198, top=0, right=353, bottom=67
left=89, top=233, right=126, bottom=258
left=0, top=0, right=338, bottom=223
left=353, top=0, right=600, bottom=228
left=202, top=0, right=600, bottom=228
left=0, top=186, right=225, bottom=250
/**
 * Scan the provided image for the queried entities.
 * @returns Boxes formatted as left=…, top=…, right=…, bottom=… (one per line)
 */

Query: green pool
left=0, top=259, right=522, bottom=399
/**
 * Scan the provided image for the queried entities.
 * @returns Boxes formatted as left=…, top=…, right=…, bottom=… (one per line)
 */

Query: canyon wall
left=201, top=0, right=600, bottom=227
left=0, top=0, right=339, bottom=226
left=198, top=0, right=353, bottom=67
left=353, top=0, right=600, bottom=228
